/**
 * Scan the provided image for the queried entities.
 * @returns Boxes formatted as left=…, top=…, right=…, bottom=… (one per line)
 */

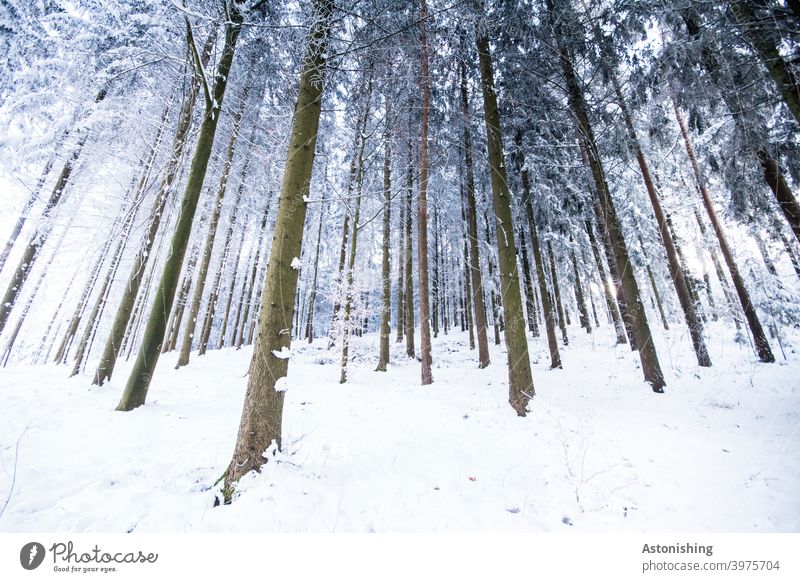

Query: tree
left=476, top=4, right=535, bottom=416
left=116, top=5, right=245, bottom=411
left=223, top=0, right=334, bottom=501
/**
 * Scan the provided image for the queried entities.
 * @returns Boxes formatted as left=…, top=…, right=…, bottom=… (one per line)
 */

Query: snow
left=0, top=322, right=798, bottom=532
left=290, top=257, right=302, bottom=270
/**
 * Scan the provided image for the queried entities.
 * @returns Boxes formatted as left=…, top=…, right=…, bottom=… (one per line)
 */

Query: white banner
left=1, top=533, right=797, bottom=581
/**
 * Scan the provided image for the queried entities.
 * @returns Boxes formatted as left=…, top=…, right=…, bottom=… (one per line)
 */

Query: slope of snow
left=0, top=322, right=798, bottom=532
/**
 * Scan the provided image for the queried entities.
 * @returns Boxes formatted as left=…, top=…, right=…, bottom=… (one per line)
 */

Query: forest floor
left=0, top=320, right=798, bottom=532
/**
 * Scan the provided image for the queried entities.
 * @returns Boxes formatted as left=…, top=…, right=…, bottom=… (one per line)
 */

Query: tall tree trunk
left=673, top=98, right=774, bottom=363
left=177, top=84, right=250, bottom=368
left=476, top=18, right=535, bottom=415
left=547, top=240, right=569, bottom=346
left=571, top=247, right=592, bottom=333
left=432, top=203, right=440, bottom=338
left=404, top=139, right=416, bottom=358
left=461, top=58, right=490, bottom=366
left=395, top=191, right=405, bottom=343
left=417, top=0, right=434, bottom=385
left=224, top=0, right=333, bottom=499
left=729, top=0, right=800, bottom=125
left=305, top=197, right=326, bottom=344
left=611, top=73, right=710, bottom=366
left=520, top=169, right=561, bottom=367
left=92, top=31, right=217, bottom=386
left=340, top=74, right=373, bottom=383
left=236, top=203, right=271, bottom=349
left=549, top=0, right=664, bottom=391
left=116, top=10, right=244, bottom=411
left=518, top=228, right=539, bottom=336
left=376, top=106, right=392, bottom=371
left=484, top=211, right=501, bottom=346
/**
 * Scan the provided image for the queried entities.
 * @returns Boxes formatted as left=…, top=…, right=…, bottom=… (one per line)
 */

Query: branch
left=185, top=16, right=212, bottom=108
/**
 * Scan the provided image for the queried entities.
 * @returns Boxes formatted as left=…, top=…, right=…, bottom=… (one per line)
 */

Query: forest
left=0, top=0, right=798, bottom=533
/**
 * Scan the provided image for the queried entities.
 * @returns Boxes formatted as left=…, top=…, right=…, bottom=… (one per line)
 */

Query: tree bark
left=376, top=105, right=392, bottom=371
left=673, top=98, right=774, bottom=363
left=547, top=240, right=569, bottom=346
left=417, top=0, right=434, bottom=385
left=224, top=0, right=333, bottom=499
left=116, top=10, right=244, bottom=410
left=404, top=139, right=416, bottom=358
left=177, top=84, right=249, bottom=368
left=611, top=73, right=710, bottom=366
left=476, top=18, right=535, bottom=414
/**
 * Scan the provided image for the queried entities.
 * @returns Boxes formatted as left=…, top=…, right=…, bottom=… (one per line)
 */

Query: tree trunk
left=638, top=234, right=670, bottom=331
left=417, top=0, right=434, bottom=385
left=547, top=240, right=569, bottom=346
left=694, top=208, right=743, bottom=330
left=460, top=60, right=491, bottom=366
left=92, top=31, right=217, bottom=386
left=611, top=72, right=710, bottom=366
left=116, top=10, right=244, bottom=411
left=673, top=98, right=774, bottom=363
left=376, top=106, right=392, bottom=371
left=395, top=189, right=405, bottom=343
left=548, top=0, right=664, bottom=391
left=305, top=197, right=326, bottom=344
left=571, top=247, right=592, bottom=333
left=224, top=0, right=333, bottom=499
left=177, top=84, right=250, bottom=368
left=340, top=74, right=373, bottom=383
left=729, top=0, right=800, bottom=125
left=432, top=203, right=440, bottom=339
left=585, top=218, right=626, bottom=341
left=476, top=20, right=535, bottom=415
left=404, top=139, right=416, bottom=358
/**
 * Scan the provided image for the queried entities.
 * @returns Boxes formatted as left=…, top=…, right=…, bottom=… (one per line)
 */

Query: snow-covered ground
left=0, top=321, right=798, bottom=532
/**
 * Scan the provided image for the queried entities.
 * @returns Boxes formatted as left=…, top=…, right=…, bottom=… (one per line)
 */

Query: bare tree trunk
left=638, top=234, right=670, bottom=331
left=395, top=191, right=405, bottom=343
left=177, top=84, right=250, bottom=368
left=116, top=10, right=245, bottom=411
left=694, top=208, right=742, bottom=329
left=484, top=211, right=502, bottom=347
left=585, top=218, right=626, bottom=341
left=376, top=105, right=392, bottom=371
left=92, top=31, right=218, bottom=386
left=547, top=240, right=569, bottom=346
left=476, top=17, right=535, bottom=414
left=571, top=247, right=592, bottom=333
left=417, top=0, right=434, bottom=385
left=224, top=0, right=333, bottom=499
left=340, top=74, right=373, bottom=383
left=404, top=139, right=416, bottom=358
left=460, top=60, right=490, bottom=366
left=673, top=98, right=774, bottom=363
left=611, top=73, right=710, bottom=366
left=305, top=197, right=326, bottom=344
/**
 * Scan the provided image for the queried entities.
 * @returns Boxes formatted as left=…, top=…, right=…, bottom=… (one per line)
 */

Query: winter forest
left=0, top=0, right=798, bottom=533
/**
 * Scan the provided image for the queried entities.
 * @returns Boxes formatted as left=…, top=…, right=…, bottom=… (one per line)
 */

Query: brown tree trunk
left=571, top=247, right=592, bottom=333
left=404, top=139, right=416, bottom=358
left=547, top=240, right=569, bottom=346
left=417, top=0, right=434, bottom=385
left=224, top=0, right=333, bottom=499
left=673, top=98, right=774, bottom=363
left=611, top=73, right=710, bottom=366
left=376, top=106, right=392, bottom=371
left=476, top=17, right=535, bottom=414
